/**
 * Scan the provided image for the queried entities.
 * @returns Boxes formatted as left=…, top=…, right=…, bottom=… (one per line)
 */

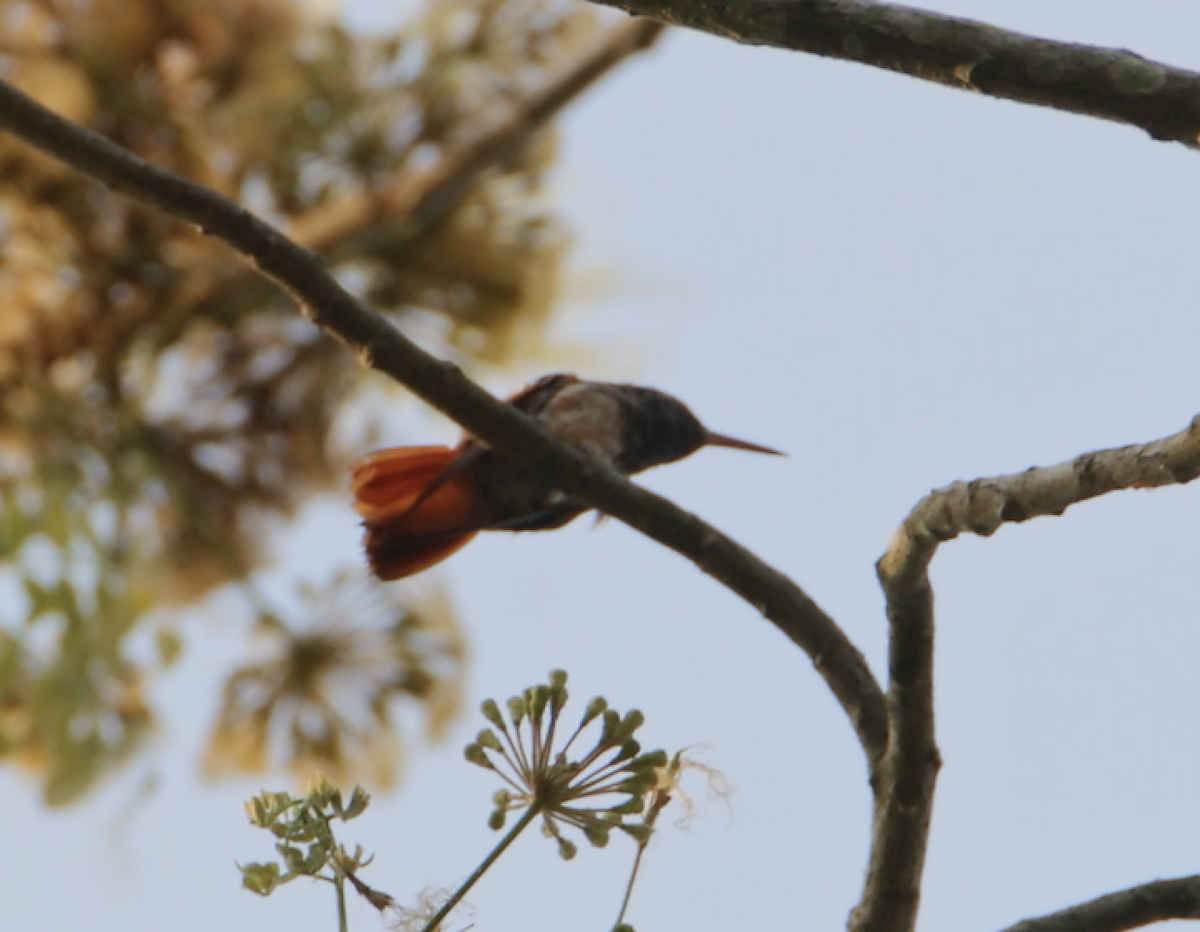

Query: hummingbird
left=350, top=373, right=782, bottom=580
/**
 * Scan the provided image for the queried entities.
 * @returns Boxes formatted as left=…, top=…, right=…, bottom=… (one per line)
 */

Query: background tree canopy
left=0, top=0, right=624, bottom=803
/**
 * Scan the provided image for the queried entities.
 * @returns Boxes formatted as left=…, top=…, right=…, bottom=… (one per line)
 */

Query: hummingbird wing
left=483, top=500, right=584, bottom=532
left=349, top=375, right=587, bottom=579
left=351, top=446, right=484, bottom=580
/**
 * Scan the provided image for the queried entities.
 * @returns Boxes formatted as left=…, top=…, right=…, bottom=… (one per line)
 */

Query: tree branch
left=592, top=0, right=1200, bottom=147
left=879, top=415, right=1200, bottom=590
left=860, top=417, right=1200, bottom=932
left=997, top=875, right=1200, bottom=932
left=0, top=75, right=889, bottom=763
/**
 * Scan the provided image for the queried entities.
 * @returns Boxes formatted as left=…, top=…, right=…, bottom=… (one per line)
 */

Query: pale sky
left=5, top=3, right=1200, bottom=931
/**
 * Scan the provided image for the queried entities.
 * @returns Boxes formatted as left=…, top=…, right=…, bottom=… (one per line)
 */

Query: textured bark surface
left=591, top=0, right=1200, bottom=146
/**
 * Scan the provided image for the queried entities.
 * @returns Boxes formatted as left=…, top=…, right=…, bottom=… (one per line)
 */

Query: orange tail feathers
left=350, top=446, right=483, bottom=580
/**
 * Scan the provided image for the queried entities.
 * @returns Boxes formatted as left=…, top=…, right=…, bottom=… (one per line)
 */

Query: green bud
left=611, top=710, right=644, bottom=745
left=548, top=670, right=568, bottom=689
left=549, top=688, right=568, bottom=716
left=556, top=837, right=577, bottom=860
left=599, top=709, right=620, bottom=745
left=475, top=728, right=503, bottom=751
left=464, top=743, right=493, bottom=769
left=528, top=684, right=550, bottom=720
left=583, top=824, right=611, bottom=848
left=488, top=808, right=506, bottom=831
left=481, top=698, right=504, bottom=728
left=631, top=749, right=668, bottom=770
left=615, top=773, right=656, bottom=797
left=507, top=695, right=527, bottom=725
left=609, top=796, right=645, bottom=815
left=580, top=696, right=607, bottom=726
left=621, top=823, right=653, bottom=844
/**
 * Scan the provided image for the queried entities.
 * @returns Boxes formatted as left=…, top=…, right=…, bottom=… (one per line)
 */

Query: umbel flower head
left=464, top=670, right=667, bottom=859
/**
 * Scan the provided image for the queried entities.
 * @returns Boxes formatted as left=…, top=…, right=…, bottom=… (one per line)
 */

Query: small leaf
left=342, top=786, right=370, bottom=820
left=240, top=861, right=283, bottom=896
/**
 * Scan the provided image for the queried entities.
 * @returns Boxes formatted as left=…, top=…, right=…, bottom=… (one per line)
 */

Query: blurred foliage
left=0, top=0, right=608, bottom=803
left=205, top=571, right=465, bottom=791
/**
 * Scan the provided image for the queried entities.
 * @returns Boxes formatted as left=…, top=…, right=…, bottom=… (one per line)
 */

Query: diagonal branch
left=996, top=874, right=1200, bottom=932
left=0, top=76, right=889, bottom=763
left=858, top=417, right=1200, bottom=932
left=589, top=0, right=1200, bottom=147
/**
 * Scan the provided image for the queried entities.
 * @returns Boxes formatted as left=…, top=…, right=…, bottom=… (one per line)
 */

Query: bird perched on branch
left=351, top=373, right=782, bottom=580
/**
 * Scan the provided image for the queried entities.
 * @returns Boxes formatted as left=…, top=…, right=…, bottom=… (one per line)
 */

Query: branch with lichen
left=853, top=416, right=1200, bottom=932
left=585, top=0, right=1200, bottom=147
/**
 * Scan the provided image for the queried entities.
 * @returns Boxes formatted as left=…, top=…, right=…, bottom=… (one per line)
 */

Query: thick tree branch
left=997, top=875, right=1200, bottom=932
left=593, top=0, right=1200, bottom=147
left=0, top=77, right=889, bottom=763
left=860, top=417, right=1200, bottom=932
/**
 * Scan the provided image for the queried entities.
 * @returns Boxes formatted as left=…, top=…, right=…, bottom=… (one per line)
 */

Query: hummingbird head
left=610, top=384, right=782, bottom=475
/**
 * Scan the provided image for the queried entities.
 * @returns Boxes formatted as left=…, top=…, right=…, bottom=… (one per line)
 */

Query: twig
left=0, top=75, right=889, bottom=763
left=586, top=0, right=1200, bottom=147
left=997, top=874, right=1200, bottom=932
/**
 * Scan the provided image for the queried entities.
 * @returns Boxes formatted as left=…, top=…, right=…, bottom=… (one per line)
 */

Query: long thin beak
left=704, top=431, right=785, bottom=456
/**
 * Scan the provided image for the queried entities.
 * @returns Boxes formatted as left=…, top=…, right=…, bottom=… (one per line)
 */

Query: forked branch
left=858, top=416, right=1200, bottom=932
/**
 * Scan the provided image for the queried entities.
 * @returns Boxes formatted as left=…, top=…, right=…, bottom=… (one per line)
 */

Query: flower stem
left=420, top=803, right=541, bottom=932
left=612, top=839, right=648, bottom=930
left=335, top=873, right=348, bottom=932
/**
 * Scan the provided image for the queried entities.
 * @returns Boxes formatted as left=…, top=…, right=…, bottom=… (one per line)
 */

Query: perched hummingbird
left=350, top=373, right=782, bottom=580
